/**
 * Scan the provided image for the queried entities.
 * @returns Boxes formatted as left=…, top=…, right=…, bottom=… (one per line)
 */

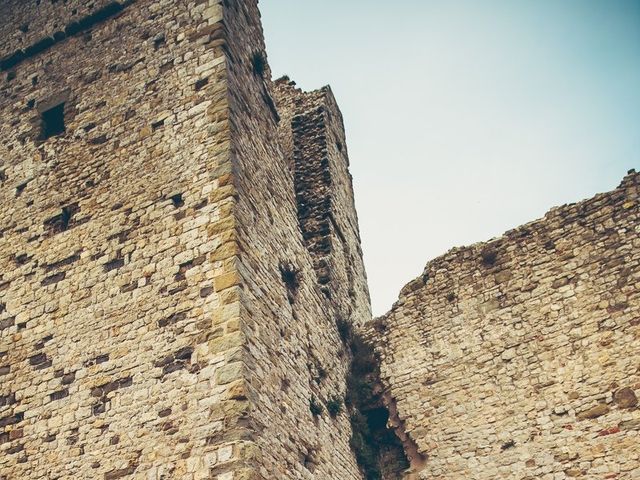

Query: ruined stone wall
left=373, top=171, right=640, bottom=479
left=1, top=0, right=250, bottom=478
left=272, top=78, right=370, bottom=326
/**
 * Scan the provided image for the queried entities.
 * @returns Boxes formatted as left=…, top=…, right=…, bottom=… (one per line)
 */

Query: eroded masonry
left=0, top=0, right=372, bottom=478
left=1, top=1, right=639, bottom=480
left=372, top=171, right=640, bottom=479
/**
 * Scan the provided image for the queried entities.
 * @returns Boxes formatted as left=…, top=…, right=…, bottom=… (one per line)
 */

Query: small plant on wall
left=251, top=51, right=266, bottom=77
left=279, top=262, right=300, bottom=304
left=327, top=396, right=343, bottom=418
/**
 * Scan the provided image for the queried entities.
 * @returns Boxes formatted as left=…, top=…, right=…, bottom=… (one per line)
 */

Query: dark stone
left=95, top=354, right=110, bottom=364
left=577, top=404, right=610, bottom=420
left=45, top=251, right=81, bottom=272
left=89, top=134, right=108, bottom=145
left=158, top=311, right=186, bottom=328
left=41, top=272, right=66, bottom=286
left=104, top=258, right=125, bottom=272
left=0, top=317, right=15, bottom=330
left=0, top=393, right=16, bottom=407
left=92, top=402, right=106, bottom=416
left=614, top=387, right=638, bottom=409
left=174, top=347, right=193, bottom=361
left=162, top=362, right=184, bottom=375
left=104, top=462, right=138, bottom=479
left=0, top=412, right=24, bottom=428
left=50, top=389, right=69, bottom=401
left=154, top=355, right=173, bottom=368
left=120, top=282, right=137, bottom=293
left=29, top=353, right=48, bottom=366
left=6, top=443, right=24, bottom=455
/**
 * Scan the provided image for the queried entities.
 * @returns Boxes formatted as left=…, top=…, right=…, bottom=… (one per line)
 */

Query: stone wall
left=222, top=2, right=371, bottom=476
left=0, top=0, right=372, bottom=479
left=0, top=0, right=122, bottom=64
left=6, top=1, right=636, bottom=479
left=0, top=0, right=252, bottom=478
left=272, top=78, right=370, bottom=326
left=372, top=171, right=640, bottom=479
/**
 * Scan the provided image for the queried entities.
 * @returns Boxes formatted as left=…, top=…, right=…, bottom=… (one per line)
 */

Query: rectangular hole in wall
left=40, top=103, right=66, bottom=139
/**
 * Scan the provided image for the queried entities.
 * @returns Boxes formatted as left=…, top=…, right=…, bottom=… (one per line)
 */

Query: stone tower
left=0, top=1, right=371, bottom=478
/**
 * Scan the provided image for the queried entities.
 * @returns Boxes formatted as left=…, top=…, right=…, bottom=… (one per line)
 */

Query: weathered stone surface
left=577, top=404, right=610, bottom=420
left=371, top=171, right=640, bottom=479
left=3, top=1, right=637, bottom=479
left=0, top=1, right=371, bottom=479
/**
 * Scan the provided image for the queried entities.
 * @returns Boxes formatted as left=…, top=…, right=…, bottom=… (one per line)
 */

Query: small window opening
left=170, top=193, right=184, bottom=208
left=41, top=103, right=66, bottom=139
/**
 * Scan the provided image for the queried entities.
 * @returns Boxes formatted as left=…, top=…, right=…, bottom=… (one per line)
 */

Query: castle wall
left=372, top=171, right=640, bottom=479
left=1, top=0, right=373, bottom=479
left=0, top=1, right=250, bottom=478
left=221, top=2, right=370, bottom=477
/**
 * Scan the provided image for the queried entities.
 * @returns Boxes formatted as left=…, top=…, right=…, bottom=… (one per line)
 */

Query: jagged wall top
left=371, top=170, right=640, bottom=479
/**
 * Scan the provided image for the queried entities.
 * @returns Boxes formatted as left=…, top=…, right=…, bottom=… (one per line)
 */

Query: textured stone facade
left=372, top=171, right=640, bottom=479
left=0, top=1, right=370, bottom=479
left=2, top=1, right=638, bottom=480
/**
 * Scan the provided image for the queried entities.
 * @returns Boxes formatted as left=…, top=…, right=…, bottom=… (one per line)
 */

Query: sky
left=260, top=0, right=640, bottom=316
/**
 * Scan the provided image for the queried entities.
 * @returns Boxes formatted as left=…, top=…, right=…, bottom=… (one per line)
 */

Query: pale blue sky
left=261, top=0, right=640, bottom=315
